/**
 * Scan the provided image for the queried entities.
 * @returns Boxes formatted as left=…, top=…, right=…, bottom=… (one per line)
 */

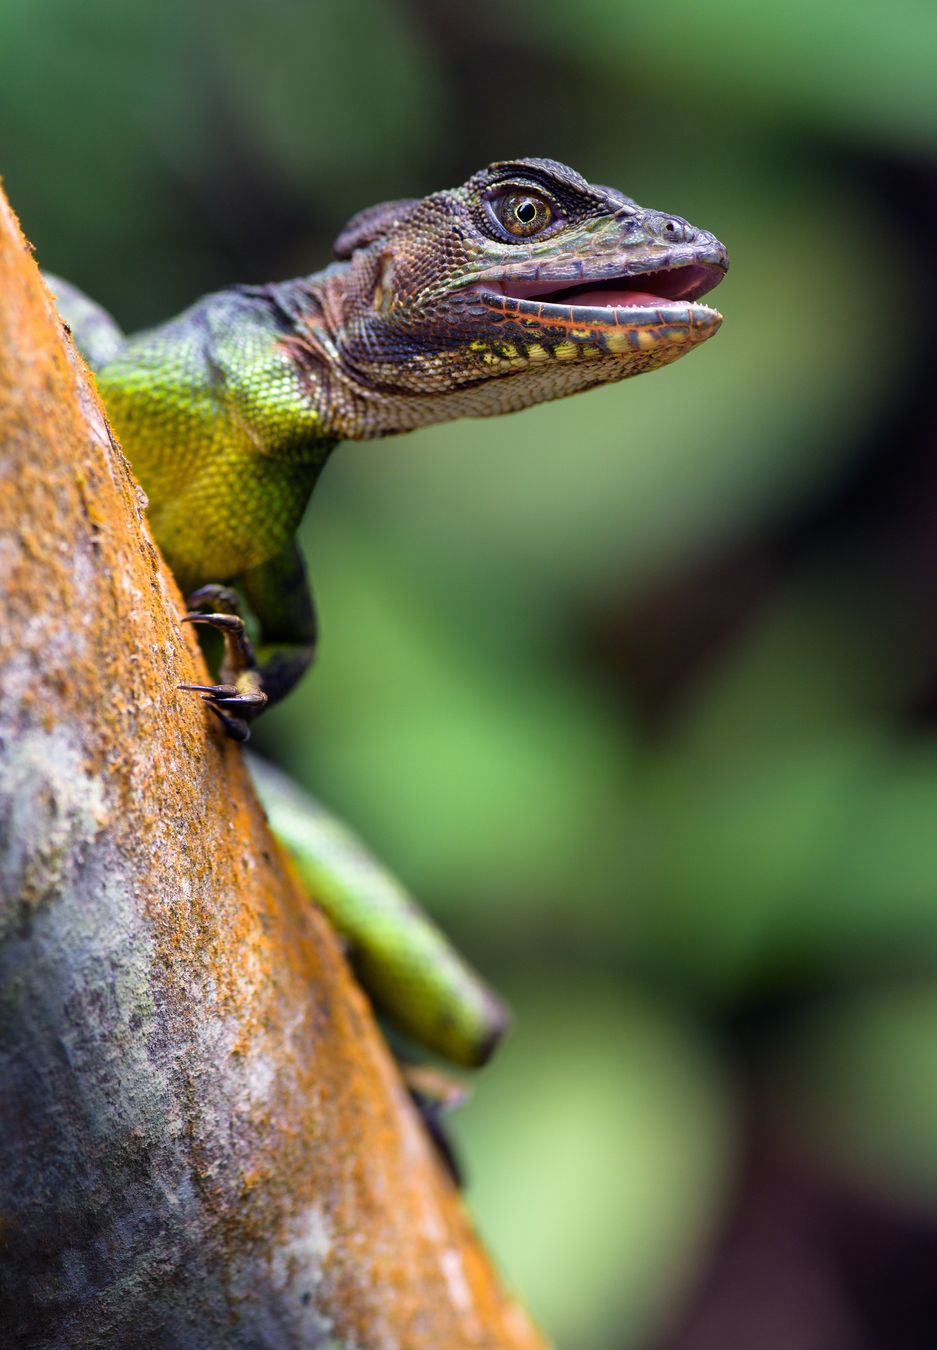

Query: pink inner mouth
left=493, top=262, right=724, bottom=309
left=558, top=286, right=677, bottom=307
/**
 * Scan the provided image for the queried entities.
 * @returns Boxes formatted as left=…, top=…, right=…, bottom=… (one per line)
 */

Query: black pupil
left=516, top=199, right=537, bottom=223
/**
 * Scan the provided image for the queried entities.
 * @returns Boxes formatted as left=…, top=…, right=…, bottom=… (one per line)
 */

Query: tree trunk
left=0, top=183, right=544, bottom=1350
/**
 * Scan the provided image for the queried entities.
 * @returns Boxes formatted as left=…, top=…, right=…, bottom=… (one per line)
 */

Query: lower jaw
left=461, top=311, right=721, bottom=382
left=567, top=299, right=722, bottom=337
left=511, top=302, right=723, bottom=356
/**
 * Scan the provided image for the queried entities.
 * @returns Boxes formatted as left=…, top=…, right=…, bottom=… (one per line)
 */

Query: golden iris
left=494, top=192, right=554, bottom=238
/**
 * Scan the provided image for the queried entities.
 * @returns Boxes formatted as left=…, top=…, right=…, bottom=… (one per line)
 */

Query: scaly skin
left=49, top=156, right=726, bottom=734
left=46, top=156, right=727, bottom=1067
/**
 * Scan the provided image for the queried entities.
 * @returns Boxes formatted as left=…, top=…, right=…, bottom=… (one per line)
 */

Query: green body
left=48, top=157, right=727, bottom=1067
left=99, top=291, right=327, bottom=591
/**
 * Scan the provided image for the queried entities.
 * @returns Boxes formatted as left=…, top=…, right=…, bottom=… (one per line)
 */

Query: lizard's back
left=53, top=279, right=330, bottom=592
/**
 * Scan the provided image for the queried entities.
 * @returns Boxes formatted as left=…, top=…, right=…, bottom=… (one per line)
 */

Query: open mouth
left=531, top=262, right=723, bottom=309
left=477, top=257, right=727, bottom=319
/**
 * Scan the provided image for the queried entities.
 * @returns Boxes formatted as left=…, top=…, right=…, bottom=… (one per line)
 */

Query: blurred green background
left=4, top=1, right=937, bottom=1344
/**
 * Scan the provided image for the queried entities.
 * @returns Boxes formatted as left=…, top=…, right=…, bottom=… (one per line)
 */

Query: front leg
left=179, top=541, right=317, bottom=740
left=179, top=585, right=268, bottom=741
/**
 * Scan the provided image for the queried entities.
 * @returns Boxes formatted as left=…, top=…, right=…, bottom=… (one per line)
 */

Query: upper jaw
left=468, top=240, right=729, bottom=317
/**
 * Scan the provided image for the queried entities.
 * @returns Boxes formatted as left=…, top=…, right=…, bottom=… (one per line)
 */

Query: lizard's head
left=315, top=157, right=728, bottom=436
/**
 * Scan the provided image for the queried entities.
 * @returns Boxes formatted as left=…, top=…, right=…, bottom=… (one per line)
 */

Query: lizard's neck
left=256, top=266, right=492, bottom=445
left=250, top=268, right=388, bottom=443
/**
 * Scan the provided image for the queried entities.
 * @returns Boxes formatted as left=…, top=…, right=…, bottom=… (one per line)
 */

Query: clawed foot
left=179, top=585, right=268, bottom=740
left=177, top=679, right=266, bottom=741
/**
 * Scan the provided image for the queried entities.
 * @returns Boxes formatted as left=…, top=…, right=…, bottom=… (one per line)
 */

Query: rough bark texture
left=0, top=183, right=544, bottom=1350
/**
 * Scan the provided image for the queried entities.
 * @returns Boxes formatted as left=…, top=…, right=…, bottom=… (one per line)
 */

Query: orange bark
left=0, top=182, right=544, bottom=1350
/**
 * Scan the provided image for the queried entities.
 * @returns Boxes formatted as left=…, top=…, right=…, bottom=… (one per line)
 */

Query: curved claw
left=177, top=681, right=239, bottom=696
left=181, top=611, right=244, bottom=633
left=208, top=691, right=267, bottom=711
left=177, top=679, right=267, bottom=743
left=186, top=583, right=241, bottom=613
left=177, top=681, right=267, bottom=711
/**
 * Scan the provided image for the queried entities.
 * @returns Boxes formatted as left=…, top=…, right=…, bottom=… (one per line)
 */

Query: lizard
left=47, top=156, right=728, bottom=1069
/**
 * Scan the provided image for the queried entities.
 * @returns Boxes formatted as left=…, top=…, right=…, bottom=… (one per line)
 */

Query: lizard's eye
left=488, top=191, right=555, bottom=239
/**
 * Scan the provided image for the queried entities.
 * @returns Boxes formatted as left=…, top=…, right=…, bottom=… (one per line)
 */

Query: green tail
left=248, top=754, right=510, bottom=1067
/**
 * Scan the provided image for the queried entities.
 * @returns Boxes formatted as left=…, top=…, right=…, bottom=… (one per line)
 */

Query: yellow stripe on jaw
left=603, top=331, right=633, bottom=354
left=553, top=341, right=578, bottom=362
left=471, top=319, right=693, bottom=367
left=472, top=340, right=529, bottom=368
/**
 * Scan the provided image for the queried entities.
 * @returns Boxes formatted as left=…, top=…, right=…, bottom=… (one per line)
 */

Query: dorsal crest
left=333, top=198, right=419, bottom=260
